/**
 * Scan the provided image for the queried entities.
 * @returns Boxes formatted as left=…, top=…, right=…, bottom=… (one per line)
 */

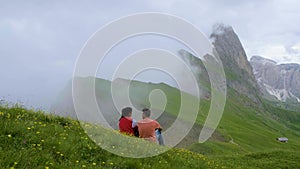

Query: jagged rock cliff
left=250, top=55, right=300, bottom=102
left=210, top=24, right=260, bottom=101
left=179, top=24, right=262, bottom=103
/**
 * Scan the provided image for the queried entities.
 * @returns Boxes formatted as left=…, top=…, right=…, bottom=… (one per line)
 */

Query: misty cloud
left=1, top=0, right=300, bottom=109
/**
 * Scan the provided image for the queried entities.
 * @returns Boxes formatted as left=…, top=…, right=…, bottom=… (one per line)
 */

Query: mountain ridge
left=250, top=55, right=300, bottom=103
left=50, top=24, right=300, bottom=160
left=210, top=24, right=261, bottom=103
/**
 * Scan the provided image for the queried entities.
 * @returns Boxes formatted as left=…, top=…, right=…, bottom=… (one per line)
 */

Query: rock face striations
left=179, top=24, right=262, bottom=102
left=250, top=55, right=300, bottom=102
left=210, top=24, right=261, bottom=102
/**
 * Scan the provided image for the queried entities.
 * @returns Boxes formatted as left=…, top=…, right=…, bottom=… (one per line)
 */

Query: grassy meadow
left=1, top=78, right=300, bottom=168
left=0, top=104, right=221, bottom=169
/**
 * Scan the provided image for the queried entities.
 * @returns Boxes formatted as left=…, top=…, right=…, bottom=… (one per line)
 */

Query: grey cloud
left=1, top=0, right=300, bottom=109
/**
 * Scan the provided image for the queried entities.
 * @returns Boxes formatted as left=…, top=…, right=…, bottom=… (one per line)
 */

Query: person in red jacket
left=119, top=107, right=139, bottom=137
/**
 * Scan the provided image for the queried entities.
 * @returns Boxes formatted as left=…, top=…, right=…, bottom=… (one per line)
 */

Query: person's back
left=119, top=116, right=134, bottom=135
left=138, top=108, right=161, bottom=143
left=138, top=118, right=160, bottom=142
left=119, top=107, right=138, bottom=136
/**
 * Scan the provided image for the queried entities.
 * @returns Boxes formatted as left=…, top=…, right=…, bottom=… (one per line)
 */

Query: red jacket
left=119, top=117, right=134, bottom=135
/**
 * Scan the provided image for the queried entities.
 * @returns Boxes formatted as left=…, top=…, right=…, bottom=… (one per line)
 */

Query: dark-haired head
left=142, top=108, right=151, bottom=118
left=122, top=107, right=132, bottom=117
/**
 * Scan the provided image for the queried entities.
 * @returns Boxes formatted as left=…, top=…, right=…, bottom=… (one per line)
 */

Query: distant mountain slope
left=51, top=24, right=300, bottom=159
left=51, top=77, right=183, bottom=125
left=51, top=77, right=207, bottom=147
left=250, top=55, right=300, bottom=103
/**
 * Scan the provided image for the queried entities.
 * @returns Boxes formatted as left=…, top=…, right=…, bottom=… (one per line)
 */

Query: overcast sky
left=1, top=0, right=300, bottom=109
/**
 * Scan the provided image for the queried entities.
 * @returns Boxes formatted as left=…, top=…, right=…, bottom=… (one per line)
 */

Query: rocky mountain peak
left=210, top=24, right=254, bottom=78
left=211, top=23, right=234, bottom=36
left=250, top=56, right=300, bottom=102
left=250, top=55, right=277, bottom=65
left=210, top=24, right=260, bottom=101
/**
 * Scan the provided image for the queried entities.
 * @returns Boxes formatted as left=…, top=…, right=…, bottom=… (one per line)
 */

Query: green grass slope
left=49, top=77, right=300, bottom=168
left=0, top=104, right=219, bottom=169
left=190, top=89, right=300, bottom=168
left=2, top=102, right=300, bottom=168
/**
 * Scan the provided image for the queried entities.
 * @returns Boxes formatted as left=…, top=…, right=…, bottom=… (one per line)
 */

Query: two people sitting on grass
left=118, top=107, right=164, bottom=145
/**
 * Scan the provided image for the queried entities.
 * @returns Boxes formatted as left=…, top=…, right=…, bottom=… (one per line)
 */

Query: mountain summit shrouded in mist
left=210, top=24, right=261, bottom=102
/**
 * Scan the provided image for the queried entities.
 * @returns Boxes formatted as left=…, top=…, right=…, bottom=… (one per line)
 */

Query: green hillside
left=2, top=98, right=300, bottom=169
left=192, top=88, right=300, bottom=153
left=0, top=105, right=218, bottom=169
left=1, top=101, right=300, bottom=168
left=190, top=89, right=300, bottom=168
